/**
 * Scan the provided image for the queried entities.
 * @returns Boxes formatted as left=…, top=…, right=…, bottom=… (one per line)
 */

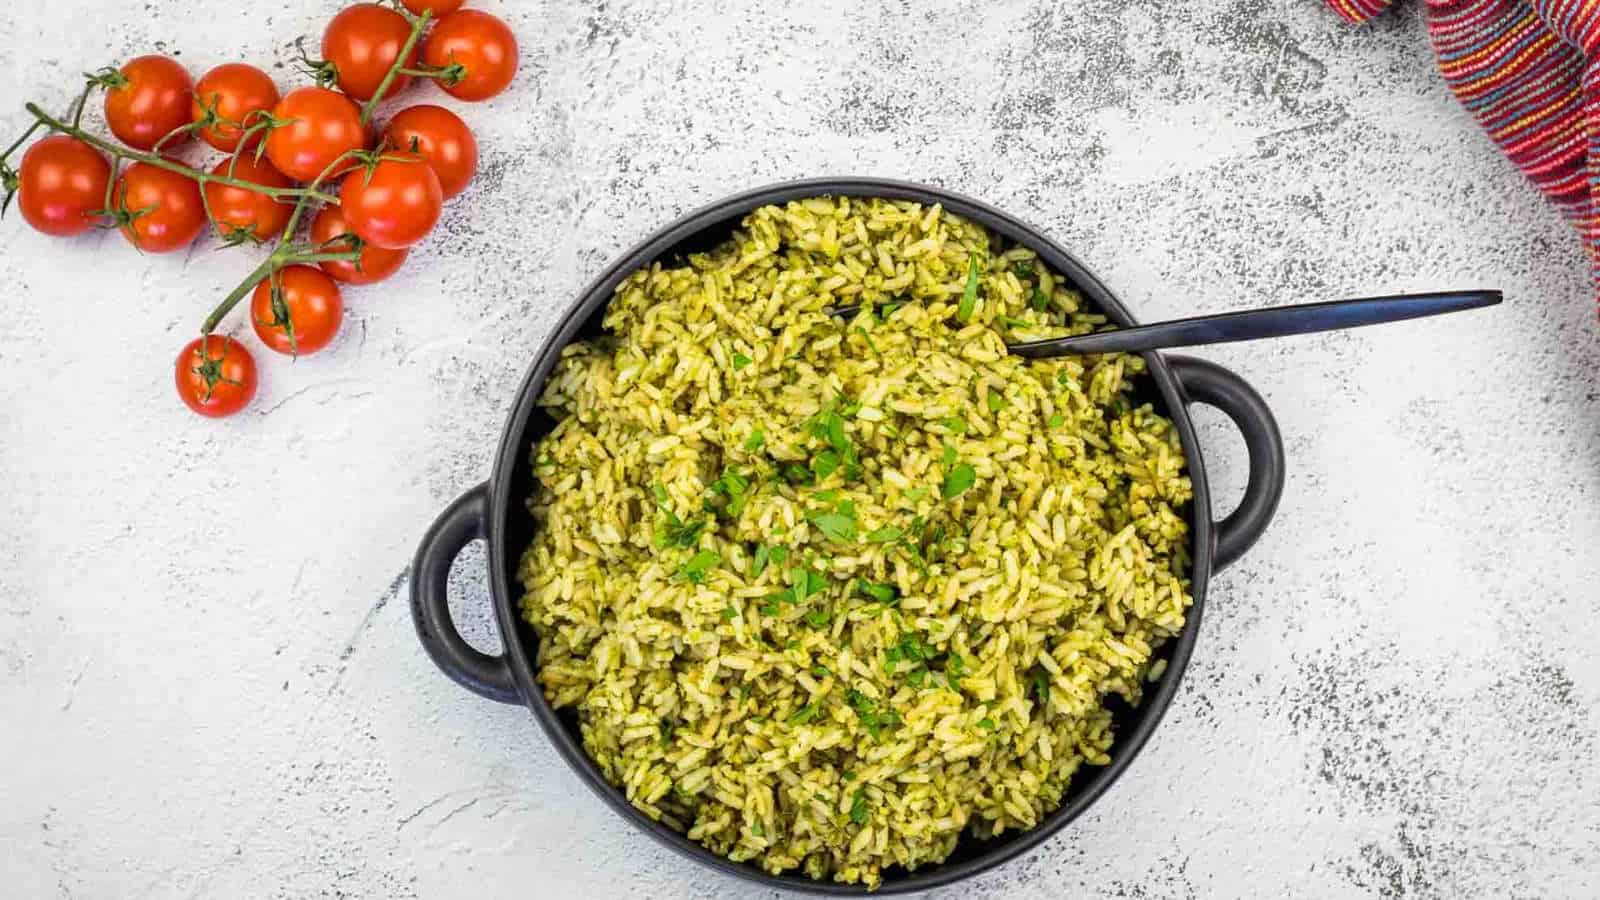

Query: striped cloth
left=1327, top=0, right=1599, bottom=314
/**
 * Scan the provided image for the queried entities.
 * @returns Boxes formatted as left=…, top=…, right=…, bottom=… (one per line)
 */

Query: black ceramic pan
left=410, top=177, right=1286, bottom=894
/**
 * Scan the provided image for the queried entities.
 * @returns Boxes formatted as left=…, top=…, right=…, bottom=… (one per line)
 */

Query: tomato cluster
left=4, top=1, right=517, bottom=418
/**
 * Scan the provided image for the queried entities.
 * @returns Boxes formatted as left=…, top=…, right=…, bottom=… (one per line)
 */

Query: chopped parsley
left=865, top=525, right=903, bottom=543
left=732, top=352, right=753, bottom=370
left=856, top=579, right=898, bottom=606
left=803, top=608, right=831, bottom=629
left=942, top=463, right=976, bottom=499
left=986, top=389, right=1006, bottom=412
left=1048, top=413, right=1065, bottom=429
left=977, top=717, right=996, bottom=730
left=849, top=789, right=869, bottom=825
left=789, top=703, right=819, bottom=725
left=743, top=427, right=765, bottom=451
left=957, top=252, right=980, bottom=323
left=807, top=500, right=858, bottom=543
left=678, top=550, right=721, bottom=583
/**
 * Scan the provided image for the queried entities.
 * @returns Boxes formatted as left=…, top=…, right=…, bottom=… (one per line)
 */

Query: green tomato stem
left=202, top=255, right=277, bottom=335
left=23, top=103, right=339, bottom=205
left=358, top=8, right=432, bottom=127
left=0, top=120, right=44, bottom=165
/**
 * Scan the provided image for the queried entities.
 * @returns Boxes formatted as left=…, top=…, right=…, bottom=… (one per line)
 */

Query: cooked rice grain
left=519, top=197, right=1192, bottom=888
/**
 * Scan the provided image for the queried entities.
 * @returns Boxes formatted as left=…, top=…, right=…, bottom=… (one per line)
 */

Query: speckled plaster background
left=3, top=0, right=1598, bottom=897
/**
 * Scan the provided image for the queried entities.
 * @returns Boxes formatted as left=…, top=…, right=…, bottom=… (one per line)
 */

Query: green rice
left=517, top=197, right=1193, bottom=888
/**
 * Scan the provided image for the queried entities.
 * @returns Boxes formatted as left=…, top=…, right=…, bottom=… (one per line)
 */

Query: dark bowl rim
left=483, top=176, right=1216, bottom=895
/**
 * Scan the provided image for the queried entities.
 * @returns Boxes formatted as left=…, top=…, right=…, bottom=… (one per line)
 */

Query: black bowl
left=410, top=177, right=1285, bottom=894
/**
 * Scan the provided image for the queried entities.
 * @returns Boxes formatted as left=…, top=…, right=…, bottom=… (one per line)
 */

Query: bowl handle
left=1168, top=356, right=1285, bottom=572
left=410, top=482, right=521, bottom=704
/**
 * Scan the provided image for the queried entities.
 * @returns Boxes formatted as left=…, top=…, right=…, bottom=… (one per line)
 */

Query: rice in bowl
left=517, top=197, right=1192, bottom=888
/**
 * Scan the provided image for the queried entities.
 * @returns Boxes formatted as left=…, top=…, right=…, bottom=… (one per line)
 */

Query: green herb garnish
left=807, top=506, right=858, bottom=543
left=744, top=427, right=765, bottom=451
left=1047, top=413, right=1065, bottom=429
left=957, top=252, right=980, bottom=323
left=856, top=579, right=898, bottom=606
left=732, top=352, right=753, bottom=370
left=986, top=390, right=1006, bottom=412
left=679, top=550, right=721, bottom=583
left=978, top=717, right=996, bottom=730
left=942, top=463, right=976, bottom=499
left=751, top=544, right=771, bottom=578
left=721, top=605, right=740, bottom=620
left=865, top=525, right=903, bottom=543
left=803, top=608, right=831, bottom=629
left=849, top=789, right=869, bottom=825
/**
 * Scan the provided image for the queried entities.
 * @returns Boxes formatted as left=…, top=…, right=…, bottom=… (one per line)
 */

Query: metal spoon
left=830, top=290, right=1501, bottom=356
left=1008, top=290, right=1502, bottom=358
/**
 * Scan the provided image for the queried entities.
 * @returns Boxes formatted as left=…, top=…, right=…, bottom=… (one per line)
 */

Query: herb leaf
left=807, top=507, right=857, bottom=542
left=850, top=789, right=869, bottom=825
left=958, top=252, right=980, bottom=323
left=856, top=579, right=898, bottom=605
left=732, top=352, right=753, bottom=370
left=679, top=550, right=721, bottom=583
left=1047, top=413, right=1065, bottom=429
left=744, top=427, right=765, bottom=451
left=789, top=703, right=818, bottom=725
left=751, top=544, right=771, bottom=578
left=865, top=525, right=903, bottom=543
left=942, top=463, right=976, bottom=499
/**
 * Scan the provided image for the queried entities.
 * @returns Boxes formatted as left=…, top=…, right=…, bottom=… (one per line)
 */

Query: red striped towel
left=1328, top=0, right=1598, bottom=315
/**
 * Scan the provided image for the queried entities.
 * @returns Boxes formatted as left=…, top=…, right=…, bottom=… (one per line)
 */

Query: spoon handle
left=1008, top=290, right=1503, bottom=358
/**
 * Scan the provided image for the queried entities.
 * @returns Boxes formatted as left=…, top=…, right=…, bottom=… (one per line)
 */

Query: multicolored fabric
left=1328, top=0, right=1600, bottom=314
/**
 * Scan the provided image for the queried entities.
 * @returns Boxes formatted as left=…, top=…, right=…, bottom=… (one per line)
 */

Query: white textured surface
left=4, top=1, right=1600, bottom=898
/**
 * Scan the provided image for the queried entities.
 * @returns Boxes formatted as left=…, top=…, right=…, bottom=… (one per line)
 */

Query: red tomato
left=175, top=335, right=258, bottom=417
left=263, top=87, right=367, bottom=183
left=112, top=161, right=206, bottom=253
left=382, top=105, right=477, bottom=198
left=103, top=55, right=194, bottom=151
left=322, top=4, right=417, bottom=101
left=309, top=204, right=409, bottom=284
left=251, top=265, right=344, bottom=356
left=422, top=10, right=518, bottom=102
left=402, top=0, right=464, bottom=15
left=203, top=157, right=294, bottom=243
left=16, top=136, right=111, bottom=237
left=338, top=154, right=442, bottom=249
left=192, top=63, right=280, bottom=152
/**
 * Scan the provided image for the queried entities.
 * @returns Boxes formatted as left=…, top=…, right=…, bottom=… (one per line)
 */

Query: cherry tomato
left=309, top=204, right=409, bottom=284
left=402, top=0, right=464, bottom=15
left=103, top=55, right=194, bottom=151
left=251, top=265, right=344, bottom=356
left=339, top=154, right=442, bottom=249
left=382, top=105, right=477, bottom=199
left=322, top=3, right=417, bottom=101
left=192, top=63, right=280, bottom=152
left=263, top=87, right=366, bottom=183
left=15, top=136, right=111, bottom=237
left=112, top=161, right=206, bottom=253
left=175, top=335, right=258, bottom=418
left=422, top=10, right=518, bottom=102
left=203, top=156, right=294, bottom=243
